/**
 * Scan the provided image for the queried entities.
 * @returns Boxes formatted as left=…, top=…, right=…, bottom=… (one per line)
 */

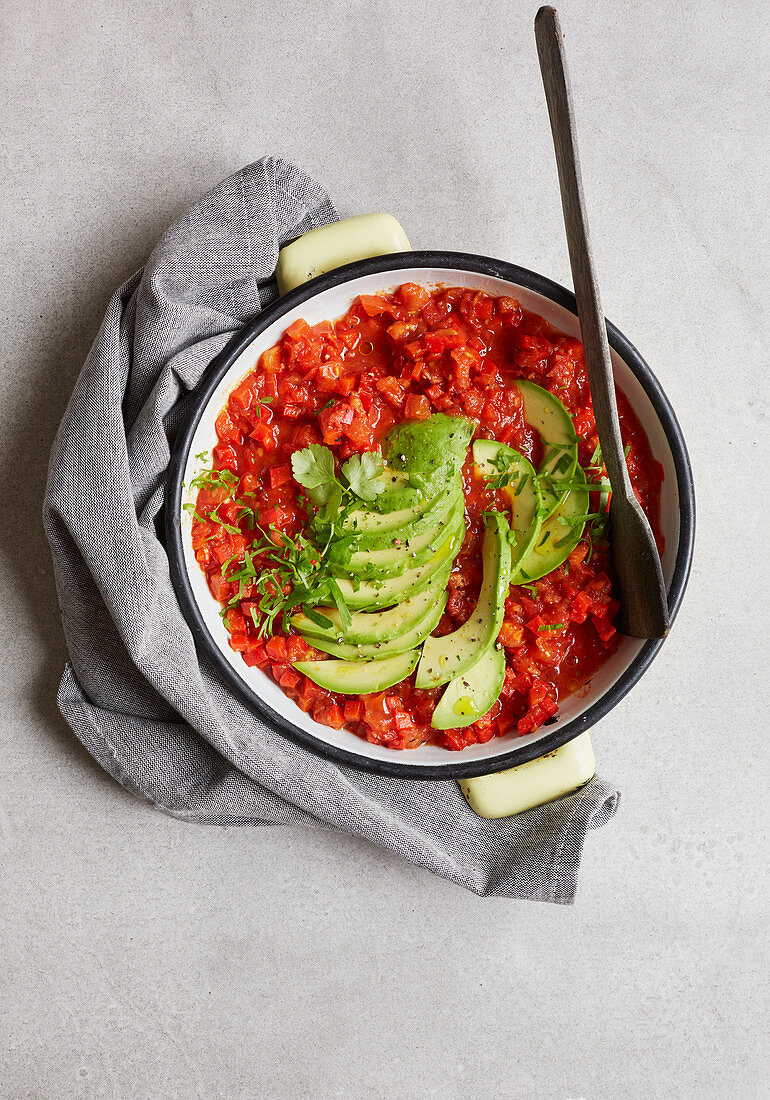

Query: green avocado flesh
left=376, top=413, right=474, bottom=512
left=515, top=465, right=590, bottom=583
left=513, top=379, right=578, bottom=519
left=415, top=511, right=512, bottom=689
left=431, top=646, right=506, bottom=730
left=341, top=490, right=442, bottom=537
left=330, top=493, right=465, bottom=579
left=343, top=484, right=462, bottom=551
left=472, top=439, right=543, bottom=578
left=297, top=591, right=448, bottom=660
left=331, top=522, right=464, bottom=611
left=294, top=650, right=419, bottom=695
left=291, top=574, right=450, bottom=645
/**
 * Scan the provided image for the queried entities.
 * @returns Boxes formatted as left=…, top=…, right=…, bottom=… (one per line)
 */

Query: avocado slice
left=332, top=520, right=465, bottom=610
left=343, top=483, right=462, bottom=551
left=330, top=493, right=465, bottom=580
left=290, top=574, right=450, bottom=644
left=431, top=646, right=506, bottom=730
left=415, top=511, right=512, bottom=689
left=516, top=464, right=590, bottom=583
left=341, top=490, right=443, bottom=538
left=472, top=439, right=543, bottom=580
left=297, top=590, right=447, bottom=660
left=377, top=413, right=474, bottom=511
left=294, top=649, right=419, bottom=695
left=513, top=379, right=578, bottom=519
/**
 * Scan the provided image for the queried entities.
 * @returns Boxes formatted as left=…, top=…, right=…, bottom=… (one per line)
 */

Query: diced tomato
left=398, top=283, right=431, bottom=312
left=386, top=320, right=421, bottom=343
left=318, top=401, right=354, bottom=444
left=311, top=699, right=345, bottom=729
left=499, top=622, right=524, bottom=648
left=286, top=635, right=308, bottom=662
left=343, top=408, right=376, bottom=450
left=334, top=375, right=356, bottom=395
left=592, top=615, right=617, bottom=643
left=404, top=394, right=431, bottom=420
left=249, top=420, right=279, bottom=450
left=314, top=359, right=343, bottom=391
left=265, top=636, right=289, bottom=663
left=460, top=387, right=484, bottom=416
left=291, top=423, right=322, bottom=449
left=375, top=376, right=407, bottom=409
left=358, top=294, right=392, bottom=317
left=259, top=346, right=282, bottom=374
left=569, top=590, right=593, bottom=623
left=230, top=381, right=256, bottom=418
left=212, top=442, right=239, bottom=471
left=243, top=641, right=268, bottom=668
left=278, top=668, right=301, bottom=690
left=344, top=700, right=363, bottom=722
left=497, top=296, right=522, bottom=322
left=269, top=465, right=293, bottom=488
left=285, top=318, right=311, bottom=340
left=447, top=347, right=474, bottom=389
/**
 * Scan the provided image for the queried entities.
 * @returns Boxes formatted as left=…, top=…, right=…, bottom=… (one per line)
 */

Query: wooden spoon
left=534, top=6, right=669, bottom=638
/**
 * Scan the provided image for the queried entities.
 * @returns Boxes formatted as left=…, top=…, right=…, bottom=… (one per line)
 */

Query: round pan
left=164, top=252, right=695, bottom=779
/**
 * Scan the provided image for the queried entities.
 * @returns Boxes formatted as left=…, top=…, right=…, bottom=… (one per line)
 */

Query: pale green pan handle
left=276, top=213, right=411, bottom=295
left=275, top=214, right=596, bottom=818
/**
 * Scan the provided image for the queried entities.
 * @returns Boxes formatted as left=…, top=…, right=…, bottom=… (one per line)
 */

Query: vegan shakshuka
left=186, top=283, right=662, bottom=751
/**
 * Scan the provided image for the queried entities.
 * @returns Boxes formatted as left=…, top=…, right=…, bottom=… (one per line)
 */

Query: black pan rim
left=164, top=250, right=696, bottom=781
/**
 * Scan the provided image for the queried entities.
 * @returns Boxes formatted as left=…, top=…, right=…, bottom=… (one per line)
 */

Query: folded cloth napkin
left=43, top=156, right=620, bottom=903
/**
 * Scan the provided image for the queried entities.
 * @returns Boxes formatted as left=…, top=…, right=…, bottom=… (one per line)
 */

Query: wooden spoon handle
left=534, top=7, right=630, bottom=495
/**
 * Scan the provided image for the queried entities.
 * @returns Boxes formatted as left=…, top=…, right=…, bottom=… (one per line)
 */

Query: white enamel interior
left=180, top=267, right=681, bottom=769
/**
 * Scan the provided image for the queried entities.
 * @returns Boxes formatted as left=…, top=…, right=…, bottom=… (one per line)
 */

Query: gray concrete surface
left=1, top=1, right=767, bottom=1097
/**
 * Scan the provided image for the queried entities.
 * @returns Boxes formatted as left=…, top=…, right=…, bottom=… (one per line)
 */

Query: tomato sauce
left=189, top=283, right=662, bottom=751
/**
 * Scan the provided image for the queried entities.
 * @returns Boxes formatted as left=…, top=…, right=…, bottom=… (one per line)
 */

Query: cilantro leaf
left=341, top=451, right=386, bottom=501
left=290, top=444, right=340, bottom=506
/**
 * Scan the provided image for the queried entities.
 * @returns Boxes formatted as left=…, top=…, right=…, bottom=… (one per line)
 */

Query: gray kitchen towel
left=43, top=156, right=620, bottom=903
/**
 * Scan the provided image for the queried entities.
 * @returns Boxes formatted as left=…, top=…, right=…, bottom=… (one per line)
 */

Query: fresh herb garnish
left=291, top=443, right=389, bottom=508
left=538, top=623, right=565, bottom=631
left=301, top=605, right=335, bottom=630
left=218, top=524, right=350, bottom=639
left=558, top=512, right=603, bottom=527
left=341, top=451, right=386, bottom=502
left=186, top=453, right=356, bottom=640
left=484, top=453, right=529, bottom=494
left=188, top=466, right=240, bottom=494
left=290, top=444, right=339, bottom=505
